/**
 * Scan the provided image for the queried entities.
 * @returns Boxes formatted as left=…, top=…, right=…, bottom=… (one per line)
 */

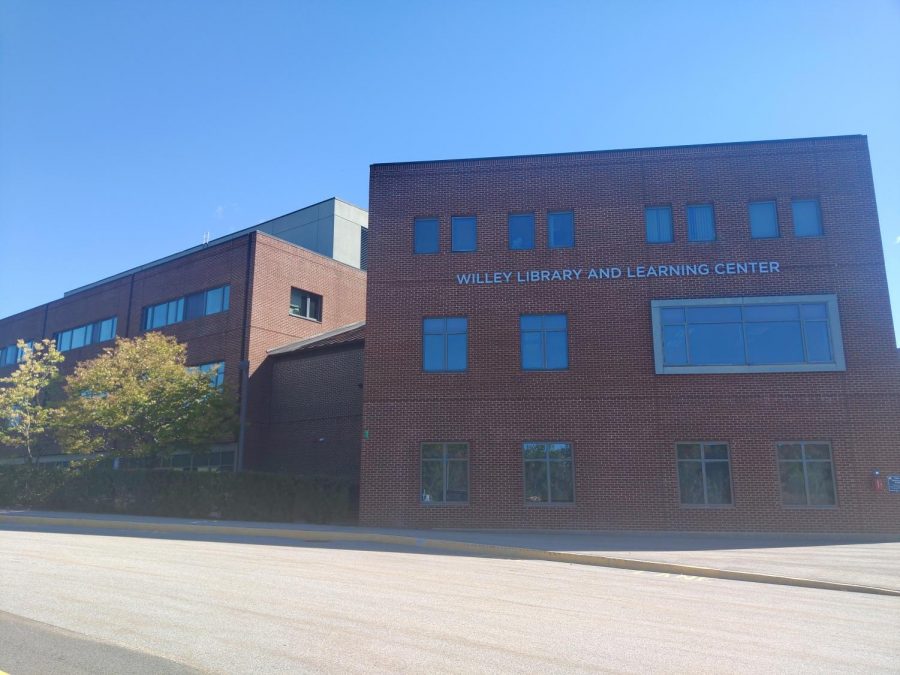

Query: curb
left=2, top=514, right=899, bottom=598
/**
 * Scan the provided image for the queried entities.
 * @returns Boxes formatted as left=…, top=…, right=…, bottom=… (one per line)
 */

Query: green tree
left=59, top=333, right=237, bottom=458
left=0, top=339, right=65, bottom=463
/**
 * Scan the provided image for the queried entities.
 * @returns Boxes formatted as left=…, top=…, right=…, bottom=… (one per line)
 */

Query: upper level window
left=508, top=213, right=535, bottom=250
left=645, top=206, right=673, bottom=243
left=547, top=211, right=574, bottom=248
left=414, top=217, right=439, bottom=254
left=423, top=317, right=467, bottom=372
left=520, top=314, right=568, bottom=370
left=290, top=288, right=322, bottom=321
left=651, top=295, right=845, bottom=374
left=189, top=361, right=225, bottom=388
left=777, top=442, right=836, bottom=506
left=677, top=443, right=732, bottom=506
left=687, top=204, right=716, bottom=241
left=55, top=317, right=117, bottom=353
left=524, top=442, right=574, bottom=503
left=421, top=442, right=469, bottom=503
left=0, top=341, right=32, bottom=367
left=793, top=199, right=823, bottom=237
left=142, top=285, right=230, bottom=331
left=749, top=201, right=779, bottom=239
left=451, top=216, right=477, bottom=252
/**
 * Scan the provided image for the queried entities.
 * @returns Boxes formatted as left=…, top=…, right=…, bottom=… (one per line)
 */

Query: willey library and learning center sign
left=455, top=260, right=782, bottom=286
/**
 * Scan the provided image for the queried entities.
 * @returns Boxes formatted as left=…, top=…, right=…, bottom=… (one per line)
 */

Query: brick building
left=361, top=135, right=900, bottom=532
left=0, top=198, right=368, bottom=472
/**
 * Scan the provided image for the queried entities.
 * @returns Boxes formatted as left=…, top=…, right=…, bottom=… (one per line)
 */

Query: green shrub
left=0, top=463, right=358, bottom=524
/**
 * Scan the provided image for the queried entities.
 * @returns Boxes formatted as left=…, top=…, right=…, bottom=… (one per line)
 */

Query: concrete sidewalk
left=1, top=509, right=898, bottom=594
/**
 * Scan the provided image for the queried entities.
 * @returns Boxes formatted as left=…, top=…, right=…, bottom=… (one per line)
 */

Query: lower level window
left=777, top=442, right=836, bottom=506
left=524, top=442, right=574, bottom=503
left=677, top=443, right=732, bottom=506
left=421, top=442, right=469, bottom=503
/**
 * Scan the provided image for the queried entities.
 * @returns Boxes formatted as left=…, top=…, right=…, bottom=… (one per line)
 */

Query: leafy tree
left=0, top=339, right=65, bottom=463
left=59, top=333, right=237, bottom=458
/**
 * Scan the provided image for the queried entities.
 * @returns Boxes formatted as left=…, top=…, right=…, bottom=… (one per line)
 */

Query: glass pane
left=743, top=304, right=799, bottom=322
left=793, top=200, right=822, bottom=237
left=308, top=294, right=322, bottom=320
left=446, top=443, right=468, bottom=459
left=451, top=216, right=477, bottom=252
left=544, top=330, right=568, bottom=369
left=663, top=325, right=688, bottom=365
left=175, top=298, right=184, bottom=323
left=548, top=211, right=574, bottom=248
left=549, top=461, right=574, bottom=502
left=421, top=443, right=443, bottom=459
left=445, top=317, right=467, bottom=333
left=779, top=461, right=808, bottom=505
left=703, top=444, right=728, bottom=460
left=745, top=322, right=805, bottom=364
left=685, top=306, right=742, bottom=323
left=509, top=213, right=535, bottom=249
left=524, top=461, right=549, bottom=502
left=547, top=442, right=572, bottom=459
left=804, top=321, right=832, bottom=362
left=423, top=334, right=445, bottom=371
left=185, top=292, right=205, bottom=320
left=687, top=323, right=744, bottom=365
left=222, top=285, right=230, bottom=311
left=446, top=461, right=468, bottom=501
left=523, top=443, right=546, bottom=460
left=71, top=326, right=87, bottom=349
left=152, top=304, right=167, bottom=329
left=777, top=443, right=802, bottom=460
left=678, top=462, right=705, bottom=504
left=59, top=331, right=71, bottom=352
left=646, top=207, right=673, bottom=243
left=805, top=461, right=836, bottom=505
left=749, top=201, right=779, bottom=238
left=520, top=315, right=542, bottom=331
left=99, top=318, right=115, bottom=341
left=704, top=461, right=732, bottom=504
left=423, top=318, right=445, bottom=334
left=521, top=331, right=543, bottom=369
left=804, top=443, right=832, bottom=460
left=661, top=307, right=684, bottom=324
left=421, top=460, right=444, bottom=503
left=801, top=303, right=827, bottom=320
left=677, top=443, right=701, bottom=460
left=205, top=287, right=224, bottom=315
left=167, top=300, right=180, bottom=326
left=414, top=218, right=439, bottom=253
left=687, top=205, right=715, bottom=241
left=542, top=314, right=567, bottom=331
left=446, top=333, right=467, bottom=371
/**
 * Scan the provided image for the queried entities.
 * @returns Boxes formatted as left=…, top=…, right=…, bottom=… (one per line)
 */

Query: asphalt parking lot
left=1, top=525, right=898, bottom=673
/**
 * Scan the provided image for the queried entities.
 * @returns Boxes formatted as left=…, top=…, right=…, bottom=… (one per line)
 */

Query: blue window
left=451, top=216, right=477, bottom=252
left=652, top=295, right=845, bottom=374
left=547, top=211, right=574, bottom=248
left=508, top=213, right=535, bottom=250
left=190, top=361, right=225, bottom=388
left=645, top=206, right=673, bottom=243
left=55, top=317, right=118, bottom=353
left=423, top=317, right=467, bottom=372
left=793, top=199, right=822, bottom=237
left=687, top=204, right=716, bottom=241
left=0, top=342, right=31, bottom=367
left=520, top=314, right=568, bottom=370
left=414, top=217, right=440, bottom=254
left=142, top=285, right=229, bottom=331
left=749, top=201, right=779, bottom=238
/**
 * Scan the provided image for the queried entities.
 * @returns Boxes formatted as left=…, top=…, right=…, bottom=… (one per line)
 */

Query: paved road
left=1, top=527, right=898, bottom=673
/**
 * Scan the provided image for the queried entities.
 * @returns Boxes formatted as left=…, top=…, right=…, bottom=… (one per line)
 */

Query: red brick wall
left=361, top=136, right=900, bottom=532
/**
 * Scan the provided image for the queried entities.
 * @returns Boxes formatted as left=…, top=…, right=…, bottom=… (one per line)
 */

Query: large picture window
left=423, top=317, right=467, bottom=372
left=676, top=443, right=732, bottom=506
left=421, top=442, right=468, bottom=503
left=777, top=442, right=836, bottom=507
left=524, top=442, right=574, bottom=503
left=651, top=295, right=845, bottom=374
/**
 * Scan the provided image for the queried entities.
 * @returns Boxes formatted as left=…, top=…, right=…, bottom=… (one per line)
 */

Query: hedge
left=0, top=463, right=358, bottom=524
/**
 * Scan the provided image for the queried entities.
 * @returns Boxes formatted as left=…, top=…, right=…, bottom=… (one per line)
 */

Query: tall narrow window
left=749, top=201, right=779, bottom=238
left=423, top=317, right=467, bottom=372
left=508, top=213, right=535, bottom=250
left=777, top=442, right=836, bottom=506
left=645, top=206, right=673, bottom=243
left=677, top=443, right=733, bottom=506
left=421, top=442, right=469, bottom=503
left=687, top=204, right=716, bottom=241
left=524, top=442, right=574, bottom=503
left=451, top=216, right=477, bottom=252
left=547, top=211, right=574, bottom=248
left=793, top=199, right=823, bottom=237
left=290, top=288, right=323, bottom=321
left=414, top=217, right=440, bottom=254
left=520, top=314, right=567, bottom=370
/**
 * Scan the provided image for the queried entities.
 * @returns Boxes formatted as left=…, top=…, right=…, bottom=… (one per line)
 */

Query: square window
left=793, top=199, right=823, bottom=237
left=777, top=442, right=836, bottom=506
left=421, top=442, right=469, bottom=503
left=677, top=442, right=732, bottom=506
left=520, top=314, right=568, bottom=370
left=523, top=442, right=574, bottom=504
left=547, top=211, right=574, bottom=248
left=645, top=206, right=673, bottom=243
left=290, top=288, right=323, bottom=321
left=749, top=201, right=779, bottom=238
left=422, top=317, right=467, bottom=372
left=508, top=213, right=535, bottom=250
left=414, top=217, right=440, bottom=254
left=451, top=216, right=477, bottom=252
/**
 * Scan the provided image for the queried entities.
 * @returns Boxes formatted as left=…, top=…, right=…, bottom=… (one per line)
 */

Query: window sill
left=679, top=503, right=735, bottom=509
left=780, top=504, right=838, bottom=510
left=288, top=313, right=322, bottom=323
left=420, top=501, right=469, bottom=507
left=524, top=501, right=575, bottom=508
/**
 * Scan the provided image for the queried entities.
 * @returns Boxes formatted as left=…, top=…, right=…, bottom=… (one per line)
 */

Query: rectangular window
left=190, top=361, right=225, bottom=388
left=645, top=206, right=673, bottom=243
left=652, top=295, right=845, bottom=374
left=687, top=204, right=716, bottom=241
left=793, top=199, right=823, bottom=237
left=54, top=317, right=117, bottom=353
left=423, top=317, right=467, bottom=372
left=414, top=217, right=439, bottom=254
left=677, top=443, right=733, bottom=506
left=508, top=213, right=535, bottom=250
left=451, top=216, right=477, bottom=252
left=142, top=285, right=230, bottom=331
left=421, top=442, right=469, bottom=503
left=0, top=342, right=31, bottom=367
left=749, top=201, right=779, bottom=238
left=524, top=442, right=574, bottom=503
left=290, top=288, right=323, bottom=321
left=547, top=211, right=574, bottom=248
left=777, top=442, right=836, bottom=506
left=520, top=314, right=567, bottom=370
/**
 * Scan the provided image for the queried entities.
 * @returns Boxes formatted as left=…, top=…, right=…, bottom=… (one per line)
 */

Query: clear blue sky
left=1, top=1, right=899, bottom=337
